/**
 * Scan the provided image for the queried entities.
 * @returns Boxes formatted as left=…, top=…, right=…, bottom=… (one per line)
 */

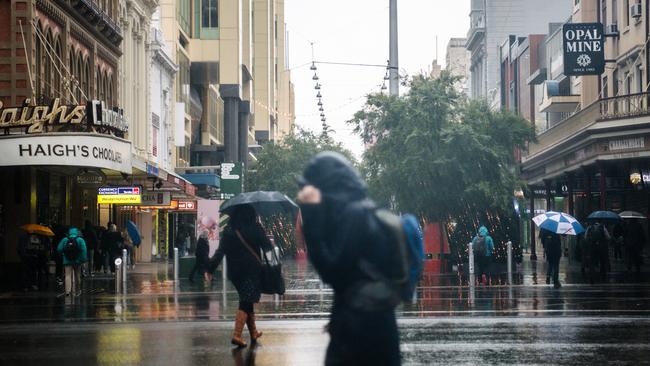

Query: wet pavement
left=0, top=317, right=649, bottom=365
left=1, top=257, right=650, bottom=364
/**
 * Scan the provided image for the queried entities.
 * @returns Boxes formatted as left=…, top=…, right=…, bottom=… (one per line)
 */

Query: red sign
left=176, top=200, right=196, bottom=211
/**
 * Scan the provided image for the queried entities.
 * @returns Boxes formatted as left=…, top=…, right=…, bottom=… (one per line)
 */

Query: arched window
left=35, top=22, right=43, bottom=98
left=102, top=71, right=109, bottom=106
left=96, top=67, right=101, bottom=100
left=107, top=76, right=113, bottom=108
left=80, top=57, right=87, bottom=103
left=45, top=30, right=53, bottom=98
left=84, top=60, right=91, bottom=101
left=98, top=70, right=105, bottom=101
left=68, top=50, right=75, bottom=102
left=54, top=38, right=62, bottom=98
left=75, top=51, right=82, bottom=101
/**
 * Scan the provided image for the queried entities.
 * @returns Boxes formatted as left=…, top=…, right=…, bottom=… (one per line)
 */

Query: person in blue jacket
left=56, top=227, right=87, bottom=296
left=472, top=226, right=495, bottom=285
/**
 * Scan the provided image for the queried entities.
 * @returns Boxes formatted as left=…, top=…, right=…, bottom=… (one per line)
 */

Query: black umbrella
left=586, top=210, right=621, bottom=222
left=619, top=211, right=647, bottom=219
left=219, top=191, right=299, bottom=217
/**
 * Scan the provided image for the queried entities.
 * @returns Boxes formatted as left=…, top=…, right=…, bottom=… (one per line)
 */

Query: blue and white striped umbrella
left=532, top=211, right=585, bottom=235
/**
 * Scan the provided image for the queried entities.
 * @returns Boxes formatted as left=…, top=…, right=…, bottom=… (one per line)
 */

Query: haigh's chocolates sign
left=563, top=23, right=605, bottom=76
left=0, top=98, right=127, bottom=136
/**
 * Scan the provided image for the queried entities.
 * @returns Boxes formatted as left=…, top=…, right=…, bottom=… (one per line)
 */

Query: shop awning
left=181, top=173, right=220, bottom=187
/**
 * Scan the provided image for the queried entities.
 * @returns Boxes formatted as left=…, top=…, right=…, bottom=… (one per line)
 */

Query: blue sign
left=146, top=163, right=159, bottom=177
left=98, top=186, right=141, bottom=195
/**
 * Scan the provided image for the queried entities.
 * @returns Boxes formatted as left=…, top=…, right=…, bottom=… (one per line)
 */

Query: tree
left=348, top=72, right=536, bottom=264
left=245, top=128, right=353, bottom=256
left=245, top=128, right=354, bottom=198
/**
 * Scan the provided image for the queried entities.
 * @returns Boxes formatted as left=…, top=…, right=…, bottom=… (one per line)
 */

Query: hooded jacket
left=57, top=227, right=88, bottom=266
left=473, top=226, right=495, bottom=257
left=299, top=152, right=395, bottom=298
left=299, top=151, right=401, bottom=365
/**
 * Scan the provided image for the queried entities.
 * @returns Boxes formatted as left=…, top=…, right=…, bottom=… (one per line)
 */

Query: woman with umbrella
left=209, top=204, right=268, bottom=347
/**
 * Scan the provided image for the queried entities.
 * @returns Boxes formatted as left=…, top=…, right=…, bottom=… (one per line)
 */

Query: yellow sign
left=97, top=194, right=142, bottom=204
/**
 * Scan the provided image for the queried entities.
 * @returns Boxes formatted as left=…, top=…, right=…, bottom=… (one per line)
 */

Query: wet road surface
left=0, top=317, right=649, bottom=365
left=1, top=258, right=650, bottom=365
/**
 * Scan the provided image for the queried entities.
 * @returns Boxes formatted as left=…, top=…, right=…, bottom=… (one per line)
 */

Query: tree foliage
left=246, top=128, right=354, bottom=198
left=245, top=128, right=353, bottom=256
left=348, top=72, right=536, bottom=263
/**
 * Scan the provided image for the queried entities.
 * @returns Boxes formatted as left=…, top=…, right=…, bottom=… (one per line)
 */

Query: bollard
left=173, top=247, right=179, bottom=283
left=507, top=241, right=513, bottom=285
left=122, top=249, right=127, bottom=286
left=468, top=242, right=474, bottom=276
left=115, top=258, right=122, bottom=293
left=222, top=257, right=227, bottom=282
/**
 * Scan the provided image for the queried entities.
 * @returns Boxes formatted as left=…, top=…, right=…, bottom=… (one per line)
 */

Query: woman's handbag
left=236, top=230, right=286, bottom=295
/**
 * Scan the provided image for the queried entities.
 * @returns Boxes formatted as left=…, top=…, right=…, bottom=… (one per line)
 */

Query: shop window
left=36, top=171, right=65, bottom=226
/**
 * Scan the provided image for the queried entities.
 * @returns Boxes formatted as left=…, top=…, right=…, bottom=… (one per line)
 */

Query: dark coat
left=299, top=151, right=401, bottom=366
left=541, top=229, right=562, bottom=260
left=101, top=231, right=123, bottom=256
left=210, top=224, right=266, bottom=303
left=83, top=227, right=99, bottom=251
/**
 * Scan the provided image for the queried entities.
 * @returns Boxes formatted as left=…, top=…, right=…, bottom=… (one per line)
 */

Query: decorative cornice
left=36, top=0, right=67, bottom=28
left=62, top=0, right=123, bottom=52
left=70, top=23, right=95, bottom=51
left=152, top=46, right=178, bottom=75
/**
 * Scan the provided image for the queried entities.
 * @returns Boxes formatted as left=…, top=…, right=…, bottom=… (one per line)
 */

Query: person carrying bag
left=210, top=204, right=283, bottom=348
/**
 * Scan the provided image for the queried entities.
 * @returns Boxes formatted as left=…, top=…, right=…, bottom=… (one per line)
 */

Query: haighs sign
left=563, top=23, right=605, bottom=76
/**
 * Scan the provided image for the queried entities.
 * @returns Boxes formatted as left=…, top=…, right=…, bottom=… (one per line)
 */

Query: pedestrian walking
left=209, top=204, right=266, bottom=348
left=121, top=228, right=135, bottom=269
left=624, top=219, right=645, bottom=274
left=189, top=231, right=211, bottom=283
left=56, top=227, right=87, bottom=296
left=101, top=224, right=123, bottom=274
left=296, top=151, right=401, bottom=366
left=612, top=222, right=624, bottom=261
left=584, top=221, right=611, bottom=282
left=540, top=228, right=562, bottom=288
left=82, top=220, right=98, bottom=276
left=17, top=231, right=37, bottom=291
left=472, top=226, right=494, bottom=286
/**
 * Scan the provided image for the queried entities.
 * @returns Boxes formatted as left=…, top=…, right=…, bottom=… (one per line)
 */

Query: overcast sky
left=285, top=0, right=470, bottom=158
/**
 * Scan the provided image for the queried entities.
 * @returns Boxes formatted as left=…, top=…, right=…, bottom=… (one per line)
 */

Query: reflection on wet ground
left=0, top=317, right=649, bottom=365
left=1, top=258, right=650, bottom=323
left=2, top=258, right=650, bottom=365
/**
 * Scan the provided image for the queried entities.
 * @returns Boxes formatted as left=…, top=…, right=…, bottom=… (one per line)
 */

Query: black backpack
left=63, top=236, right=81, bottom=261
left=474, top=236, right=487, bottom=255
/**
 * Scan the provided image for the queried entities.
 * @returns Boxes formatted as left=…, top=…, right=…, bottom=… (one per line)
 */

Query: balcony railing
left=527, top=92, right=650, bottom=158
left=71, top=0, right=122, bottom=46
left=598, top=92, right=650, bottom=121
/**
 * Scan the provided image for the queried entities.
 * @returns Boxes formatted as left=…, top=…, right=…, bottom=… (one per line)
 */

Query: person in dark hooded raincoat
left=297, top=151, right=401, bottom=366
left=210, top=204, right=267, bottom=348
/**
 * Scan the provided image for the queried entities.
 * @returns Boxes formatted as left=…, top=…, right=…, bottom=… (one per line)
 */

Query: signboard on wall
left=0, top=134, right=132, bottom=173
left=563, top=23, right=605, bottom=76
left=97, top=186, right=142, bottom=204
left=140, top=191, right=171, bottom=206
left=220, top=162, right=242, bottom=200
